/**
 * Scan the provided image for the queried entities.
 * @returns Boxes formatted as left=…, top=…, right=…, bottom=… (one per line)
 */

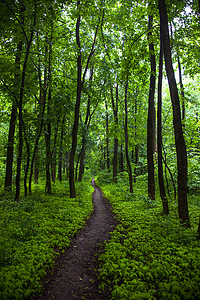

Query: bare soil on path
left=38, top=179, right=117, bottom=300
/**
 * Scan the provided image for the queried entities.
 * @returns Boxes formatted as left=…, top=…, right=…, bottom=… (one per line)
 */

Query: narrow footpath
left=39, top=179, right=117, bottom=300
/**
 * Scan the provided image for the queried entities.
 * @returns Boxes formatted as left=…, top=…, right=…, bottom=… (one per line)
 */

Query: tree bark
left=157, top=37, right=169, bottom=215
left=158, top=0, right=189, bottom=224
left=105, top=101, right=110, bottom=172
left=177, top=56, right=185, bottom=125
left=147, top=14, right=156, bottom=200
left=124, top=81, right=133, bottom=193
left=45, top=88, right=52, bottom=195
left=58, top=115, right=65, bottom=183
left=111, top=84, right=118, bottom=183
left=69, top=2, right=99, bottom=197
left=15, top=7, right=36, bottom=201
left=4, top=41, right=23, bottom=191
left=119, top=144, right=124, bottom=173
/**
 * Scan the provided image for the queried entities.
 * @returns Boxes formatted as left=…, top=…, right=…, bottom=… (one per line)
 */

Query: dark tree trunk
left=29, top=41, right=48, bottom=193
left=111, top=84, right=118, bottom=183
left=119, top=144, right=124, bottom=173
left=23, top=124, right=30, bottom=196
left=45, top=88, right=52, bottom=195
left=147, top=14, right=156, bottom=200
left=105, top=101, right=110, bottom=172
left=157, top=37, right=169, bottom=215
left=159, top=0, right=189, bottom=225
left=15, top=8, right=36, bottom=201
left=177, top=56, right=185, bottom=125
left=51, top=120, right=59, bottom=183
left=124, top=81, right=133, bottom=193
left=69, top=2, right=98, bottom=197
left=133, top=96, right=139, bottom=183
left=4, top=42, right=22, bottom=191
left=78, top=68, right=93, bottom=182
left=58, top=116, right=65, bottom=183
left=34, top=152, right=39, bottom=184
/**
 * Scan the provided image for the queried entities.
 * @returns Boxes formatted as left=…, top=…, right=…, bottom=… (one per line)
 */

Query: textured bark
left=157, top=38, right=169, bottom=215
left=124, top=81, right=133, bottom=193
left=147, top=15, right=156, bottom=200
left=159, top=0, right=189, bottom=224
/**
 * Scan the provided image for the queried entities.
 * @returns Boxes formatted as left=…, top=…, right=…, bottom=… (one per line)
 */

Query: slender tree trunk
left=69, top=5, right=99, bottom=196
left=124, top=81, right=133, bottom=193
left=105, top=101, right=110, bottom=172
left=159, top=0, right=189, bottom=224
left=4, top=41, right=23, bottom=191
left=111, top=85, right=118, bottom=183
left=133, top=96, right=139, bottom=183
left=15, top=8, right=36, bottom=201
left=147, top=14, right=156, bottom=200
left=177, top=56, right=185, bottom=125
left=45, top=88, right=52, bottom=194
left=58, top=116, right=65, bottom=183
left=29, top=42, right=48, bottom=193
left=51, top=120, right=59, bottom=183
left=119, top=144, right=124, bottom=173
left=157, top=38, right=169, bottom=215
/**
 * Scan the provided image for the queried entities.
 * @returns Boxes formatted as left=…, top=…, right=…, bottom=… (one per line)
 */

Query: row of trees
left=0, top=0, right=199, bottom=226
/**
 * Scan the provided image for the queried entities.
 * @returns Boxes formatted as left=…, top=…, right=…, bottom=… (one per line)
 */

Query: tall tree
left=111, top=84, right=119, bottom=183
left=157, top=37, right=169, bottom=215
left=147, top=14, right=156, bottom=200
left=69, top=1, right=99, bottom=197
left=124, top=80, right=133, bottom=193
left=15, top=2, right=37, bottom=201
left=158, top=0, right=189, bottom=224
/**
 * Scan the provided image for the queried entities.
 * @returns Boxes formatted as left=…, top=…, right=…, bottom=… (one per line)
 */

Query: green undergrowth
left=96, top=172, right=200, bottom=300
left=0, top=178, right=93, bottom=299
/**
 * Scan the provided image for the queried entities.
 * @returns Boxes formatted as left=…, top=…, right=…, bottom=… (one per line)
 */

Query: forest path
left=39, top=179, right=117, bottom=300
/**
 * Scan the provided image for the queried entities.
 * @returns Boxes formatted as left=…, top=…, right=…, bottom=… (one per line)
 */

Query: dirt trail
left=39, top=179, right=117, bottom=300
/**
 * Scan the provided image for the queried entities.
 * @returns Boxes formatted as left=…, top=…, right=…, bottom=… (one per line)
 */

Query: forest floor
left=37, top=179, right=118, bottom=300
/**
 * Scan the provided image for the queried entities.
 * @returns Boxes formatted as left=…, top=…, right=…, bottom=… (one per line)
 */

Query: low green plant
left=97, top=173, right=200, bottom=300
left=0, top=178, right=93, bottom=299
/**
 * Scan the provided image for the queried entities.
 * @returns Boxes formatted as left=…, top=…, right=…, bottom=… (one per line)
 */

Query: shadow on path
left=38, top=179, right=117, bottom=300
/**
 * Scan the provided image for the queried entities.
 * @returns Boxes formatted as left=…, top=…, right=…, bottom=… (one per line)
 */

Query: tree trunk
left=119, top=144, right=124, bottom=173
left=105, top=101, right=110, bottom=172
left=147, top=14, right=156, bottom=200
left=157, top=37, right=169, bottom=215
left=29, top=41, right=48, bottom=193
left=158, top=0, right=189, bottom=225
left=58, top=116, right=65, bottom=183
left=69, top=2, right=99, bottom=197
left=51, top=120, right=59, bottom=183
left=124, top=81, right=133, bottom=193
left=177, top=56, right=185, bottom=125
left=133, top=96, right=139, bottom=183
left=15, top=8, right=36, bottom=201
left=45, top=88, right=52, bottom=195
left=4, top=41, right=22, bottom=191
left=111, top=84, right=118, bottom=183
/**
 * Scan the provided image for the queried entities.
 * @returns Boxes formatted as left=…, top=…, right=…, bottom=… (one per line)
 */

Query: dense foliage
left=96, top=173, right=200, bottom=299
left=0, top=176, right=93, bottom=299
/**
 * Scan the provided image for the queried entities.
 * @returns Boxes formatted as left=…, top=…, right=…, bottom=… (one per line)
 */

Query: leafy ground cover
left=0, top=178, right=93, bottom=300
left=96, top=172, right=200, bottom=300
